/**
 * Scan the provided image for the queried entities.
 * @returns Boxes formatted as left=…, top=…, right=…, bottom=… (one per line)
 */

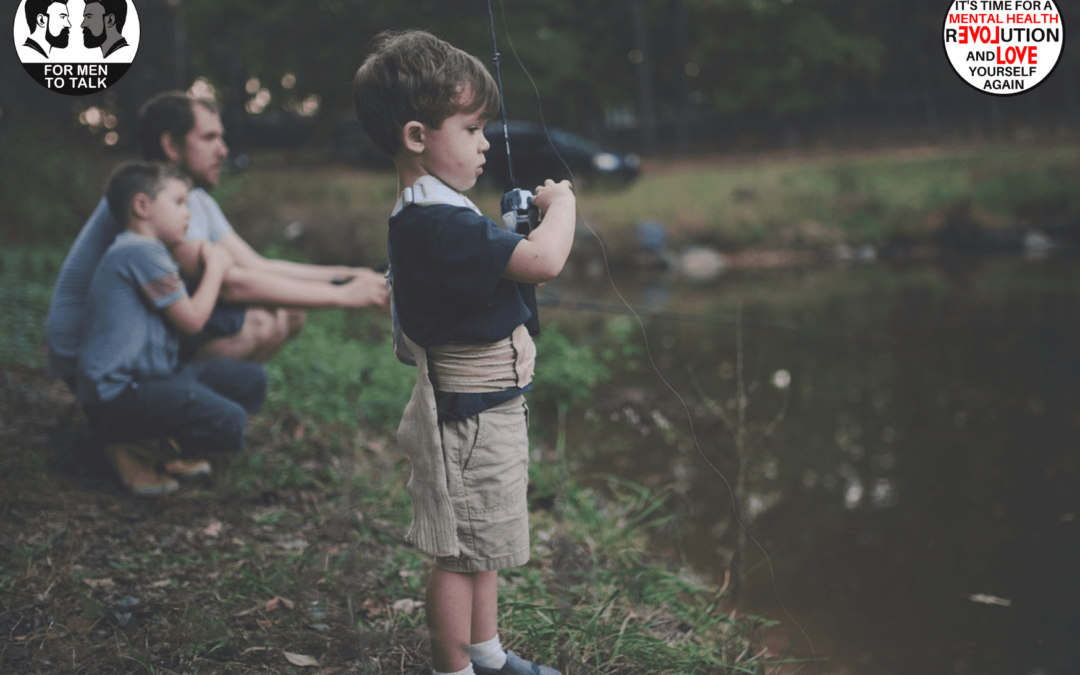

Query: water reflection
left=534, top=256, right=1080, bottom=675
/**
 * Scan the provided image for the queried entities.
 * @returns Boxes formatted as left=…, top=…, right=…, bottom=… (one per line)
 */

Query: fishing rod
left=487, top=0, right=541, bottom=334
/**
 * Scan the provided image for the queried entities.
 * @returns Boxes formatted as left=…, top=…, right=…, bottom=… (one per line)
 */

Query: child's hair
left=353, top=29, right=501, bottom=157
left=137, top=91, right=219, bottom=162
left=105, top=161, right=190, bottom=226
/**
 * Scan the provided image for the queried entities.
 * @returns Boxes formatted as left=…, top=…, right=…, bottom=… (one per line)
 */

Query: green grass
left=0, top=247, right=63, bottom=368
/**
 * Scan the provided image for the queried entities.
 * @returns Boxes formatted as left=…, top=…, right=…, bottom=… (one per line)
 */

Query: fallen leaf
left=360, top=598, right=384, bottom=616
left=266, top=595, right=294, bottom=611
left=969, top=593, right=1011, bottom=607
left=83, top=578, right=114, bottom=589
left=149, top=580, right=172, bottom=589
left=240, top=647, right=271, bottom=656
left=66, top=616, right=94, bottom=637
left=202, top=520, right=224, bottom=537
left=284, top=651, right=319, bottom=667
left=391, top=598, right=424, bottom=615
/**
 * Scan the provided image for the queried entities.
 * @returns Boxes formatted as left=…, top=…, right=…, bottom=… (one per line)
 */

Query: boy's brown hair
left=105, top=161, right=190, bottom=226
left=353, top=30, right=501, bottom=157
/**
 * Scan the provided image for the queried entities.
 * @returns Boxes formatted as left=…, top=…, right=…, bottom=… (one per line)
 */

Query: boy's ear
left=130, top=192, right=153, bottom=220
left=401, top=121, right=425, bottom=154
left=160, top=132, right=183, bottom=163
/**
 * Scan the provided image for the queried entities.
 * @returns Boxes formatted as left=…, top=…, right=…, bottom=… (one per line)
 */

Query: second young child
left=77, top=161, right=267, bottom=496
left=354, top=29, right=575, bottom=675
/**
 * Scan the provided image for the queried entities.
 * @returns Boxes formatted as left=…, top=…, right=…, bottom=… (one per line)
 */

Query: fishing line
left=487, top=0, right=819, bottom=668
left=537, top=295, right=898, bottom=344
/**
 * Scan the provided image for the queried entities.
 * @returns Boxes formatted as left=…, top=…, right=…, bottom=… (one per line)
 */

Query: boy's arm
left=503, top=180, right=576, bottom=284
left=162, top=242, right=232, bottom=335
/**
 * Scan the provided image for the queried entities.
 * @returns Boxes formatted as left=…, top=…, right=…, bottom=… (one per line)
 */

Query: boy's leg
left=426, top=567, right=480, bottom=673
left=94, top=368, right=258, bottom=455
left=186, top=358, right=268, bottom=413
left=471, top=570, right=498, bottom=645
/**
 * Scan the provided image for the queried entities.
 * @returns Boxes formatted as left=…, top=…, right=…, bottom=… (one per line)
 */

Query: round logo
left=943, top=0, right=1064, bottom=96
left=13, top=0, right=140, bottom=96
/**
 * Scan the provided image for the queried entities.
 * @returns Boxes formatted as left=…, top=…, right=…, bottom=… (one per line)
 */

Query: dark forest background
left=2, top=0, right=1077, bottom=242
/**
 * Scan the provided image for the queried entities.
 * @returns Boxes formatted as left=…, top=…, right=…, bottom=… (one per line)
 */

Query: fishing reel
left=500, top=188, right=540, bottom=235
left=500, top=187, right=541, bottom=335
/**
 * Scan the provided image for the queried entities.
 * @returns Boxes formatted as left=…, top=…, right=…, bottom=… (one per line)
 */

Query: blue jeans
left=82, top=359, right=267, bottom=455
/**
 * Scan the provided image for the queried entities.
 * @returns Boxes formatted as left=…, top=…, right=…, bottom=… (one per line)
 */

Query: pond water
left=532, top=254, right=1080, bottom=675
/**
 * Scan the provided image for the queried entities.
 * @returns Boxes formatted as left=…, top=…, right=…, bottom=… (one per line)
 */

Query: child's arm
left=503, top=179, right=576, bottom=284
left=162, top=241, right=233, bottom=335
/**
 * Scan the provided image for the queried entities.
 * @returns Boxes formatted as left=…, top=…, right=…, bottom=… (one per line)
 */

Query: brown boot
left=157, top=438, right=211, bottom=479
left=103, top=444, right=178, bottom=497
left=164, top=458, right=212, bottom=478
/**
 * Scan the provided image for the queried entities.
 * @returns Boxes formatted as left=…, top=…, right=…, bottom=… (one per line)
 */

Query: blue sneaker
left=473, top=650, right=560, bottom=675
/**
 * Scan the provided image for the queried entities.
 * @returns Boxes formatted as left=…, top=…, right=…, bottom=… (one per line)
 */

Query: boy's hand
left=200, top=241, right=234, bottom=273
left=533, top=179, right=574, bottom=215
left=172, top=239, right=205, bottom=279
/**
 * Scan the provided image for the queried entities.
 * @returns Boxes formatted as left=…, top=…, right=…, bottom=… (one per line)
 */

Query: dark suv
left=481, top=120, right=639, bottom=192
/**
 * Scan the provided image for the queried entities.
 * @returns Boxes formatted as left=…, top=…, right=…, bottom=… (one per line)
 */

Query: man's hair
left=137, top=91, right=219, bottom=162
left=24, top=0, right=64, bottom=32
left=90, top=0, right=128, bottom=33
left=353, top=30, right=501, bottom=157
left=105, top=161, right=189, bottom=226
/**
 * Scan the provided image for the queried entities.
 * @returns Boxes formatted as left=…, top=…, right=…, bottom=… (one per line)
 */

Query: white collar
left=391, top=175, right=482, bottom=217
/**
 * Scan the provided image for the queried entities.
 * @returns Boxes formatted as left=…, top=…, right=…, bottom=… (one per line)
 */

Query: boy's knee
left=211, top=400, right=249, bottom=453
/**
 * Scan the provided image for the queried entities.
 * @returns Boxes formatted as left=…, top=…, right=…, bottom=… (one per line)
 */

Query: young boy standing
left=353, top=30, right=575, bottom=675
left=77, top=162, right=267, bottom=495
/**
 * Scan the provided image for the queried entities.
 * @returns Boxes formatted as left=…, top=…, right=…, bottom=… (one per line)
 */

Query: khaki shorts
left=435, top=396, right=530, bottom=573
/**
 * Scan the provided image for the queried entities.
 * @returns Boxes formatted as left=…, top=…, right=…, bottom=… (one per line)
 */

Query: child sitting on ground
left=77, top=161, right=268, bottom=496
left=353, top=30, right=576, bottom=675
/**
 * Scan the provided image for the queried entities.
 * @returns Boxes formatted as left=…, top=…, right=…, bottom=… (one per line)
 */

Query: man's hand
left=337, top=268, right=388, bottom=309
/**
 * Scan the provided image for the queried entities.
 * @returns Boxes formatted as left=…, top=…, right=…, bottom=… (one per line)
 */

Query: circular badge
left=943, top=0, right=1064, bottom=96
left=13, top=0, right=140, bottom=96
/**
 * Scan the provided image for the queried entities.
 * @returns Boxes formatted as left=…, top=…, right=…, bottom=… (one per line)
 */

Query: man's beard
left=83, top=26, right=106, bottom=49
left=46, top=26, right=69, bottom=49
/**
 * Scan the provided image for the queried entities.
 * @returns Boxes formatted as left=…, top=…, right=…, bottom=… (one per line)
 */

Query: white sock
left=434, top=665, right=475, bottom=675
left=470, top=636, right=507, bottom=670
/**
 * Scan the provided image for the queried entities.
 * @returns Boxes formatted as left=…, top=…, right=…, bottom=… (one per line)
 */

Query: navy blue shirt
left=388, top=203, right=531, bottom=347
left=388, top=203, right=534, bottom=421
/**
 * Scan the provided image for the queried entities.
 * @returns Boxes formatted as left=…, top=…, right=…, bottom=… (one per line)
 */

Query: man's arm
left=220, top=264, right=387, bottom=309
left=504, top=180, right=576, bottom=284
left=216, top=232, right=357, bottom=283
left=163, top=242, right=232, bottom=334
left=173, top=238, right=388, bottom=310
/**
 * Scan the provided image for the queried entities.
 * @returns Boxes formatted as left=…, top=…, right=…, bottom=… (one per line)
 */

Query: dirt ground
left=0, top=366, right=433, bottom=675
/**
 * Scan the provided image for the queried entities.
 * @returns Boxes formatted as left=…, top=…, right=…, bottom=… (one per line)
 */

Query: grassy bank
left=0, top=247, right=785, bottom=674
left=213, top=141, right=1080, bottom=268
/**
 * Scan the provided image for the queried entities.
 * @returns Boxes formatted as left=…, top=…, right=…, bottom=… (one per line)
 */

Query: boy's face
left=145, top=178, right=191, bottom=247
left=420, top=103, right=491, bottom=192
